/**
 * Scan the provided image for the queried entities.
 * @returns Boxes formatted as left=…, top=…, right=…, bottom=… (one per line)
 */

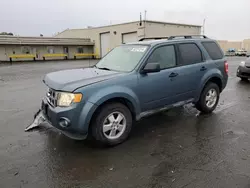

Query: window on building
left=146, top=45, right=176, bottom=69
left=178, top=43, right=203, bottom=65
left=47, top=46, right=55, bottom=54
left=202, top=42, right=223, bottom=60
left=21, top=46, right=31, bottom=54
left=77, top=46, right=84, bottom=53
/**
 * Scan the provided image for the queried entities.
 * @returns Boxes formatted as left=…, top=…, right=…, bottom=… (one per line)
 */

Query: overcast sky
left=0, top=0, right=249, bottom=41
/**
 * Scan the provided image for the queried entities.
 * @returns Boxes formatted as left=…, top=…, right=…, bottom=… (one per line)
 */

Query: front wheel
left=91, top=102, right=132, bottom=146
left=195, top=83, right=220, bottom=113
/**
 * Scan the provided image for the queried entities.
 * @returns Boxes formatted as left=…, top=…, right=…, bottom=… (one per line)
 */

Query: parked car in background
left=246, top=51, right=250, bottom=57
left=28, top=35, right=228, bottom=146
left=225, top=48, right=236, bottom=56
left=237, top=58, right=250, bottom=81
left=235, top=49, right=247, bottom=56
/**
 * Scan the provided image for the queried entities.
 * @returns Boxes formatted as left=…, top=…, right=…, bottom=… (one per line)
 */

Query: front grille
left=46, top=88, right=57, bottom=107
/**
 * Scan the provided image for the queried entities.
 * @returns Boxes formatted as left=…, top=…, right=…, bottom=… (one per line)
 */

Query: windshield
left=96, top=45, right=148, bottom=72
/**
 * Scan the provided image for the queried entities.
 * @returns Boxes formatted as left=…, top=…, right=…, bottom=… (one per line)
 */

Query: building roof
left=57, top=19, right=201, bottom=34
left=145, top=20, right=201, bottom=27
left=0, top=36, right=94, bottom=46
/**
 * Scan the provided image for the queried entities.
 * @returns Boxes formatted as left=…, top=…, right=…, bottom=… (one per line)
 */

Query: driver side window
left=147, top=45, right=176, bottom=69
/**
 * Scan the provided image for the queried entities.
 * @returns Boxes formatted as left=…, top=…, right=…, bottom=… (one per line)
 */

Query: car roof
left=126, top=38, right=215, bottom=46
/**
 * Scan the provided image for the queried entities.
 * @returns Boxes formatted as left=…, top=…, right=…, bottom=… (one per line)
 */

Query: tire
left=195, top=82, right=220, bottom=113
left=240, top=77, right=248, bottom=81
left=91, top=102, right=132, bottom=146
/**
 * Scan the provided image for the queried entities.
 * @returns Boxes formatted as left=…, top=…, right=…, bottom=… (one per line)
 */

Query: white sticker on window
left=130, top=47, right=147, bottom=52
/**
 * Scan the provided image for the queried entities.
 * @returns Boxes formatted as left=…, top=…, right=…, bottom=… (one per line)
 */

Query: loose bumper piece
left=25, top=109, right=46, bottom=131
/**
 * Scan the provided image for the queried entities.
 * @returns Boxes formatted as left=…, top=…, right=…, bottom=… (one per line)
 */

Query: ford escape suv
left=30, top=35, right=228, bottom=145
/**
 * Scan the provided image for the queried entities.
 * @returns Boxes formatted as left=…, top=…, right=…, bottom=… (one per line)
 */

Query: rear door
left=173, top=42, right=207, bottom=101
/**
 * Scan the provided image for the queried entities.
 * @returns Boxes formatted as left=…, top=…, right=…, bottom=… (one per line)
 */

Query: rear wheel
left=195, top=83, right=220, bottom=113
left=91, top=102, right=132, bottom=146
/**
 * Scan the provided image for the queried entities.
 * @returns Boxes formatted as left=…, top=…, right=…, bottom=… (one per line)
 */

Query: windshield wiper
left=96, top=67, right=111, bottom=71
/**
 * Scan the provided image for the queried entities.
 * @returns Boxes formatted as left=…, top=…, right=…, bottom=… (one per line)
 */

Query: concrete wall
left=56, top=22, right=144, bottom=55
left=0, top=45, right=94, bottom=61
left=243, top=39, right=250, bottom=51
left=217, top=40, right=243, bottom=52
left=145, top=22, right=201, bottom=38
left=56, top=21, right=201, bottom=56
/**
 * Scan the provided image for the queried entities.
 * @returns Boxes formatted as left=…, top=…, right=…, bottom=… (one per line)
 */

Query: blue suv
left=29, top=35, right=228, bottom=145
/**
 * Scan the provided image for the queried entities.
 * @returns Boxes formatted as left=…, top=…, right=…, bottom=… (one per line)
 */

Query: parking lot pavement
left=0, top=57, right=250, bottom=188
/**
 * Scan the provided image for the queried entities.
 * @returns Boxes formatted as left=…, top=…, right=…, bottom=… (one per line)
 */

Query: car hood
left=43, top=68, right=123, bottom=92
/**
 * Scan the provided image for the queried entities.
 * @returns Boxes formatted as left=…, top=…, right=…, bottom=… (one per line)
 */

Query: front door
left=63, top=47, right=69, bottom=59
left=137, top=44, right=180, bottom=112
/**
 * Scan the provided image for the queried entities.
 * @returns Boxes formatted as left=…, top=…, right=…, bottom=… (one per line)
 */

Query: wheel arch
left=82, top=87, right=141, bottom=134
left=196, top=73, right=223, bottom=102
left=205, top=76, right=223, bottom=92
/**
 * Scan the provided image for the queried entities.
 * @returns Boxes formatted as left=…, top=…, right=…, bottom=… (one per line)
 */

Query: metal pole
left=203, top=18, right=206, bottom=35
left=144, top=10, right=147, bottom=38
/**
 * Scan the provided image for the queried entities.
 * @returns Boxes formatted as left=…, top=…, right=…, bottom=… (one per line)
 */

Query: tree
left=0, top=32, right=14, bottom=36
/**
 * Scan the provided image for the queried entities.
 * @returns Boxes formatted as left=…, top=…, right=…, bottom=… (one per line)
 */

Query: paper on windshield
left=130, top=47, right=147, bottom=53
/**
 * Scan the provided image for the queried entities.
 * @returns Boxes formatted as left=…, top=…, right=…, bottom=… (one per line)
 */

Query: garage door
left=122, top=32, right=137, bottom=44
left=100, top=32, right=110, bottom=57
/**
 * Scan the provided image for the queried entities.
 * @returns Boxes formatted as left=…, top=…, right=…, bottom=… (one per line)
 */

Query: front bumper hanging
left=25, top=109, right=46, bottom=131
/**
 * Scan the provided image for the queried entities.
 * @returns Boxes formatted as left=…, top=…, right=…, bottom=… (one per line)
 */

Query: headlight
left=240, top=61, right=245, bottom=67
left=57, top=92, right=82, bottom=107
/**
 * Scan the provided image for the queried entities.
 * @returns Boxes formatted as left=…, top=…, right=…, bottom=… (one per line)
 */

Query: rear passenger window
left=202, top=42, right=223, bottom=60
left=147, top=45, right=176, bottom=69
left=178, top=43, right=203, bottom=65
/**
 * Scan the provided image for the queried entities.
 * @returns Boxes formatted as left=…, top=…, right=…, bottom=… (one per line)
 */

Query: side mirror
left=141, top=63, right=160, bottom=74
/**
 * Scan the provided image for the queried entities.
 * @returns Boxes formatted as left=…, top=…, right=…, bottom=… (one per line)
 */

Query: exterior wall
left=56, top=22, right=144, bottom=56
left=145, top=22, right=201, bottom=38
left=243, top=39, right=250, bottom=51
left=217, top=40, right=243, bottom=52
left=56, top=21, right=202, bottom=56
left=0, top=44, right=94, bottom=62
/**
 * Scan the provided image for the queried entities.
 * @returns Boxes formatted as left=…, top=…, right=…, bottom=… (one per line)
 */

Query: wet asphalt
left=0, top=57, right=250, bottom=188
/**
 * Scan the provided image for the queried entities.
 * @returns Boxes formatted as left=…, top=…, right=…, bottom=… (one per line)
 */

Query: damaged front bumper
left=25, top=109, right=46, bottom=131
left=25, top=99, right=88, bottom=140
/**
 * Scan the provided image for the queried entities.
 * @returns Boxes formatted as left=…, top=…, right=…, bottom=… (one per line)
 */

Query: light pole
left=202, top=18, right=206, bottom=35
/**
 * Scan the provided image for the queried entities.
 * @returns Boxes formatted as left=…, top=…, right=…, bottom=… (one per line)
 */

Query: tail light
left=224, top=61, right=228, bottom=74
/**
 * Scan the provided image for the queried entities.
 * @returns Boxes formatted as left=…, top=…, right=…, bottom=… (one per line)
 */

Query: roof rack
left=168, top=35, right=208, bottom=40
left=139, top=37, right=169, bottom=41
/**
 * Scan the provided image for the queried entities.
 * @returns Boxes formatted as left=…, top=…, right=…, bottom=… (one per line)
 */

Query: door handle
left=169, top=72, right=179, bottom=78
left=200, top=66, right=207, bottom=71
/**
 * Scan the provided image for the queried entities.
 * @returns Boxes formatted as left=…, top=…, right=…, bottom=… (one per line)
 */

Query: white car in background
left=235, top=50, right=247, bottom=56
left=247, top=51, right=250, bottom=57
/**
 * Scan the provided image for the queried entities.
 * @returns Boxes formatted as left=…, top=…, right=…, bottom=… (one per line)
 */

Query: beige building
left=56, top=20, right=201, bottom=57
left=243, top=39, right=250, bottom=51
left=0, top=36, right=94, bottom=62
left=217, top=40, right=243, bottom=52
